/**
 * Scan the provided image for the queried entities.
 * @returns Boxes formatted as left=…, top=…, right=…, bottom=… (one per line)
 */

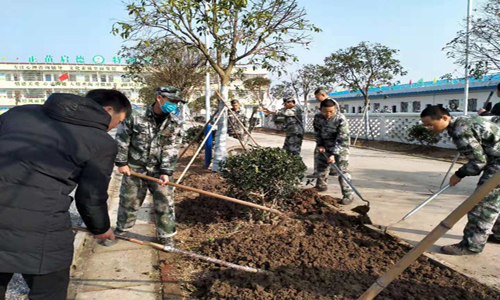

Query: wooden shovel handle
left=129, top=171, right=284, bottom=216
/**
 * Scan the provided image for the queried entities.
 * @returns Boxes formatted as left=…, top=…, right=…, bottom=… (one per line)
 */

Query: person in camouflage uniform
left=264, top=97, right=304, bottom=156
left=421, top=105, right=500, bottom=255
left=313, top=99, right=354, bottom=205
left=307, top=89, right=337, bottom=179
left=114, top=86, right=186, bottom=247
left=227, top=100, right=248, bottom=143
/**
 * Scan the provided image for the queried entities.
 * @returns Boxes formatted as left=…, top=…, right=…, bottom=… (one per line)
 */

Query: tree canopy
left=323, top=41, right=406, bottom=105
left=444, top=0, right=500, bottom=77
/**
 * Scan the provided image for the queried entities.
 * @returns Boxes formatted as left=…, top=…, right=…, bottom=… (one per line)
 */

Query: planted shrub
left=221, top=147, right=306, bottom=211
left=407, top=124, right=441, bottom=146
left=182, top=125, right=204, bottom=145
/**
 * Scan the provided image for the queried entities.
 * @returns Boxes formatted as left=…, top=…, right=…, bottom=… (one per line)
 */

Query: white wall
left=263, top=111, right=469, bottom=149
left=329, top=90, right=496, bottom=114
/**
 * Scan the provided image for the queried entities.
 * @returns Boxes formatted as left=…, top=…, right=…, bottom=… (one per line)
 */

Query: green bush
left=407, top=124, right=441, bottom=146
left=183, top=125, right=204, bottom=145
left=221, top=147, right=306, bottom=211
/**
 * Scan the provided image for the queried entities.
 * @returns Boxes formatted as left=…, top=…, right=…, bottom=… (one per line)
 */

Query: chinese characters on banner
left=20, top=55, right=137, bottom=65
left=13, top=65, right=123, bottom=71
left=12, top=81, right=140, bottom=88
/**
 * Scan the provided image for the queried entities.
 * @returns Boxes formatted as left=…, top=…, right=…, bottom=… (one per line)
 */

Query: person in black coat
left=0, top=90, right=131, bottom=300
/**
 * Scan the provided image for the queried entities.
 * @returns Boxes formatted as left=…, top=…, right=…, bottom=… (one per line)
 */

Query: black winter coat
left=0, top=93, right=117, bottom=274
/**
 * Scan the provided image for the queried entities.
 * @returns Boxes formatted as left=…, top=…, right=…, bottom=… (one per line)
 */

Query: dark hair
left=314, top=89, right=327, bottom=96
left=320, top=99, right=336, bottom=108
left=420, top=105, right=450, bottom=120
left=86, top=89, right=132, bottom=116
left=283, top=97, right=295, bottom=103
left=230, top=100, right=239, bottom=105
left=497, top=83, right=500, bottom=91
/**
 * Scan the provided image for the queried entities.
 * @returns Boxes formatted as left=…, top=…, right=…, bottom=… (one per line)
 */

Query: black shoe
left=314, top=185, right=328, bottom=192
left=440, top=243, right=479, bottom=256
left=487, top=235, right=500, bottom=244
left=340, top=195, right=354, bottom=205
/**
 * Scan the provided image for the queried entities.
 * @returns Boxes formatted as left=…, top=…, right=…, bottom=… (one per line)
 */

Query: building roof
left=310, top=74, right=500, bottom=102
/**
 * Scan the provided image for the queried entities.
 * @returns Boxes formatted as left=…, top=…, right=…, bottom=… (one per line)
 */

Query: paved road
left=226, top=131, right=500, bottom=290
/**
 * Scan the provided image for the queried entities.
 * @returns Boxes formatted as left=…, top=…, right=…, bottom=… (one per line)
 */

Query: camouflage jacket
left=115, top=105, right=185, bottom=176
left=313, top=112, right=350, bottom=156
left=447, top=116, right=500, bottom=178
left=277, top=106, right=304, bottom=135
left=227, top=109, right=248, bottom=137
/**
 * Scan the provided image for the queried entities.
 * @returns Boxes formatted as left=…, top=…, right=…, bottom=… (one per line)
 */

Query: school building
left=0, top=57, right=142, bottom=113
left=309, top=75, right=500, bottom=114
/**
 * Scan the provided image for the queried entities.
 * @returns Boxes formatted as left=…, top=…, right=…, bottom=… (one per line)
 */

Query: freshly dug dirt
left=188, top=212, right=499, bottom=299
left=172, top=159, right=499, bottom=299
left=285, top=188, right=339, bottom=214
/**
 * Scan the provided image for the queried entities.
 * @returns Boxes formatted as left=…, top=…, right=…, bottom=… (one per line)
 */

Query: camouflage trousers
left=116, top=170, right=176, bottom=238
left=313, top=147, right=337, bottom=175
left=283, top=133, right=304, bottom=156
left=462, top=164, right=500, bottom=252
left=316, top=152, right=354, bottom=198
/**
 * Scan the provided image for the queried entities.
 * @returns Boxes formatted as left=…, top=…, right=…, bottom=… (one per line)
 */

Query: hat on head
left=156, top=86, right=186, bottom=103
left=283, top=97, right=295, bottom=103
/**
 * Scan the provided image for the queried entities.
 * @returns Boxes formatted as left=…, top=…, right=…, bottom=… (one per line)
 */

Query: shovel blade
left=352, top=205, right=370, bottom=215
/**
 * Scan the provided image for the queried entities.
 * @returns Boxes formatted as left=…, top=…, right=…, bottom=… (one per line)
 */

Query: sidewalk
left=68, top=171, right=176, bottom=300
left=227, top=131, right=500, bottom=290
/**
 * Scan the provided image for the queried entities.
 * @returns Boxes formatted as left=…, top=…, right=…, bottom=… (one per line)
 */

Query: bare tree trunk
left=303, top=94, right=309, bottom=132
left=352, top=105, right=367, bottom=146
left=365, top=109, right=369, bottom=140
left=212, top=85, right=229, bottom=172
left=364, top=98, right=370, bottom=140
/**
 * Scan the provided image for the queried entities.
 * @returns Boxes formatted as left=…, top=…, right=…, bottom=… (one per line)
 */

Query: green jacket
left=313, top=112, right=350, bottom=156
left=227, top=109, right=248, bottom=137
left=448, top=116, right=500, bottom=178
left=115, top=105, right=184, bottom=176
left=277, top=106, right=304, bottom=135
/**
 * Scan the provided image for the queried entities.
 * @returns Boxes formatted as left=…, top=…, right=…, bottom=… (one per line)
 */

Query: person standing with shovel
left=307, top=89, right=338, bottom=179
left=313, top=99, right=354, bottom=205
left=420, top=105, right=500, bottom=255
left=113, top=86, right=186, bottom=247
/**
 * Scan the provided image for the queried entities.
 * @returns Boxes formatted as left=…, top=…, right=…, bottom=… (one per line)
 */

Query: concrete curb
left=71, top=232, right=89, bottom=269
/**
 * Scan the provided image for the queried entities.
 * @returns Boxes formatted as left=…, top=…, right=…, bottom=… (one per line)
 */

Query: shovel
left=384, top=184, right=451, bottom=233
left=321, top=153, right=370, bottom=214
left=73, top=227, right=270, bottom=275
left=130, top=171, right=284, bottom=216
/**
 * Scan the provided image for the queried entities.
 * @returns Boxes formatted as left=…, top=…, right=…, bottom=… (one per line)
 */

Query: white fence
left=262, top=112, right=465, bottom=149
